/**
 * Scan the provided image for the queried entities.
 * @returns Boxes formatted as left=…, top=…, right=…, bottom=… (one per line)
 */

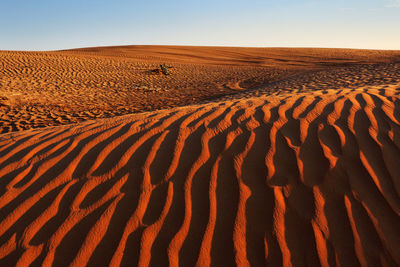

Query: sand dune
left=66, top=45, right=400, bottom=67
left=1, top=76, right=400, bottom=266
left=1, top=46, right=400, bottom=266
left=1, top=46, right=400, bottom=134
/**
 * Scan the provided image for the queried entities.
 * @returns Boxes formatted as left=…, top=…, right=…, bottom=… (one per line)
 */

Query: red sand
left=0, top=46, right=400, bottom=266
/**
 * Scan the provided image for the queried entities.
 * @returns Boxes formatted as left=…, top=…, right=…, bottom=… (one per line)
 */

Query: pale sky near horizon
left=1, top=0, right=399, bottom=51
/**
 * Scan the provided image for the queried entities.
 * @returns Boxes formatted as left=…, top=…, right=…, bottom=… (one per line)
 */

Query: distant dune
left=0, top=46, right=400, bottom=266
left=65, top=45, right=400, bottom=66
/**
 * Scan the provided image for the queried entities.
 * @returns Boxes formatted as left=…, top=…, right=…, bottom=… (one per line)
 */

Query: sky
left=0, top=0, right=399, bottom=51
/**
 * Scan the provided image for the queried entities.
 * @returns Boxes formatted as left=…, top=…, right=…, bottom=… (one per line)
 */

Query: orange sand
left=1, top=46, right=400, bottom=133
left=0, top=46, right=400, bottom=266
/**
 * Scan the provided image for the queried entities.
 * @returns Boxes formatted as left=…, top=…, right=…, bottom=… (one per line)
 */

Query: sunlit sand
left=1, top=46, right=400, bottom=266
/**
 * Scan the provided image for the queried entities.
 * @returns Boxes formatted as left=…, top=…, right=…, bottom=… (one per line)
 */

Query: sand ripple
left=1, top=82, right=400, bottom=266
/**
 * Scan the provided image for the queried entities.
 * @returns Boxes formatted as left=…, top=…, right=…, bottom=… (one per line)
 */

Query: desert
left=0, top=45, right=399, bottom=266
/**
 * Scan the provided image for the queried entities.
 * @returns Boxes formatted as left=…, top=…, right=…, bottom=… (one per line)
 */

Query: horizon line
left=2, top=43, right=400, bottom=53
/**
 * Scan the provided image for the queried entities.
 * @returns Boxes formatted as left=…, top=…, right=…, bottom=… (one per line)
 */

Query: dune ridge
left=0, top=79, right=400, bottom=266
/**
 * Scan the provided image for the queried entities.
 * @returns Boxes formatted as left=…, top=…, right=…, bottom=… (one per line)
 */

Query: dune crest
left=0, top=82, right=400, bottom=266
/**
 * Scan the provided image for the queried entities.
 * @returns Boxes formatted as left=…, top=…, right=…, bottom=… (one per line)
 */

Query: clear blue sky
left=1, top=0, right=399, bottom=51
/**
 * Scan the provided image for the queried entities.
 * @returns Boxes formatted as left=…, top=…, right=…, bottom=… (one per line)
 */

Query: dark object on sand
left=151, top=64, right=172, bottom=75
left=160, top=64, right=171, bottom=75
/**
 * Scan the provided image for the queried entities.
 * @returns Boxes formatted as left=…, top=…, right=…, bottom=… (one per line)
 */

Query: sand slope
left=2, top=46, right=400, bottom=134
left=1, top=78, right=400, bottom=266
left=66, top=45, right=400, bottom=66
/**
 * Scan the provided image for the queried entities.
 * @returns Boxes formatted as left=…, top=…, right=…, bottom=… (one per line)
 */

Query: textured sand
left=1, top=47, right=400, bottom=266
left=1, top=46, right=400, bottom=133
